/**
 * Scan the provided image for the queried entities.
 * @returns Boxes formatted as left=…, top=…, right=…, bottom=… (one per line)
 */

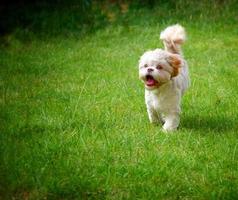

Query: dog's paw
left=162, top=125, right=177, bottom=132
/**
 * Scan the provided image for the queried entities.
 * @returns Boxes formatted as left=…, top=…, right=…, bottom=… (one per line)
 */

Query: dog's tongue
left=146, top=76, right=157, bottom=86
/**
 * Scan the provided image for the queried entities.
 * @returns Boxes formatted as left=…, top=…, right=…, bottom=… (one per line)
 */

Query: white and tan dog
left=139, top=24, right=189, bottom=131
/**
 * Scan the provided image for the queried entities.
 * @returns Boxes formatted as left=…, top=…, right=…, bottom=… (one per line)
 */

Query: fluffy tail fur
left=160, top=24, right=186, bottom=55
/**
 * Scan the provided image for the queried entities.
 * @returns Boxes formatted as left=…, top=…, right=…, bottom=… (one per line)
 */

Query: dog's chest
left=145, top=85, right=179, bottom=113
left=145, top=91, right=166, bottom=111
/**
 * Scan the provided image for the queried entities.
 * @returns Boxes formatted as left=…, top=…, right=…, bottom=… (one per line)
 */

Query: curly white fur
left=160, top=24, right=186, bottom=54
left=139, top=24, right=189, bottom=132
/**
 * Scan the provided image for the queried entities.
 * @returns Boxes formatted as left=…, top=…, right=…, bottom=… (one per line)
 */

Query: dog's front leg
left=147, top=106, right=160, bottom=124
left=162, top=112, right=180, bottom=131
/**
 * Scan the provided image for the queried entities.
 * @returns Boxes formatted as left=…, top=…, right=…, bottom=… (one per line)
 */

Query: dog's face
left=139, top=49, right=182, bottom=90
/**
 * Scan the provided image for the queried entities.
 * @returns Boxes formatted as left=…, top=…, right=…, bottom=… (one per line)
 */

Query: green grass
left=1, top=2, right=238, bottom=199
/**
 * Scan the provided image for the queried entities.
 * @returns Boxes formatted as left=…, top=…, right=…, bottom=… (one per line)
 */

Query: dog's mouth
left=145, top=75, right=158, bottom=87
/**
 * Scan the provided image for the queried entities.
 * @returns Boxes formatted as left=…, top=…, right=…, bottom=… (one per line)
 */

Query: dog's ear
left=167, top=54, right=182, bottom=77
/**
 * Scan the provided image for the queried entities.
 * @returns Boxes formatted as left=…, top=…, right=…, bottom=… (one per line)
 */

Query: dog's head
left=138, top=49, right=182, bottom=90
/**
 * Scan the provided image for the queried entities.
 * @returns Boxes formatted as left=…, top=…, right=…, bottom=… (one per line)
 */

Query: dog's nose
left=147, top=68, right=154, bottom=73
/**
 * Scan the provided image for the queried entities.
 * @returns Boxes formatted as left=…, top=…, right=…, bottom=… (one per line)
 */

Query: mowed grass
left=1, top=4, right=238, bottom=200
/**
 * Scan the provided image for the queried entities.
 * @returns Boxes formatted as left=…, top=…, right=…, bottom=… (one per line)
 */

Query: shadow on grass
left=181, top=115, right=237, bottom=133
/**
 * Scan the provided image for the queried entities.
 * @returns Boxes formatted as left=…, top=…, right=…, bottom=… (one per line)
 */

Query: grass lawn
left=1, top=2, right=238, bottom=199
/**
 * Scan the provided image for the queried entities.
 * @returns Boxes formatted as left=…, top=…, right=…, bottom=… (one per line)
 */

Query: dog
left=138, top=24, right=189, bottom=131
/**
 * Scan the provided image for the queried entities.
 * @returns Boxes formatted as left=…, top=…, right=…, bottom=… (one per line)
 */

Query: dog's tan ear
left=167, top=54, right=182, bottom=77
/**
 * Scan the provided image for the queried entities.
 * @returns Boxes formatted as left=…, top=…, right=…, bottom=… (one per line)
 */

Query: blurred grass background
left=1, top=0, right=237, bottom=39
left=1, top=0, right=238, bottom=199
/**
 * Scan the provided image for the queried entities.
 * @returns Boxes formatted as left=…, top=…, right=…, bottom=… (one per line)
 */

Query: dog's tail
left=160, top=24, right=186, bottom=55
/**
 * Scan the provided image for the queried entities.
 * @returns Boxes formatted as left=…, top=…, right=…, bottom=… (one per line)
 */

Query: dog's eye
left=144, top=64, right=148, bottom=68
left=156, top=65, right=163, bottom=70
